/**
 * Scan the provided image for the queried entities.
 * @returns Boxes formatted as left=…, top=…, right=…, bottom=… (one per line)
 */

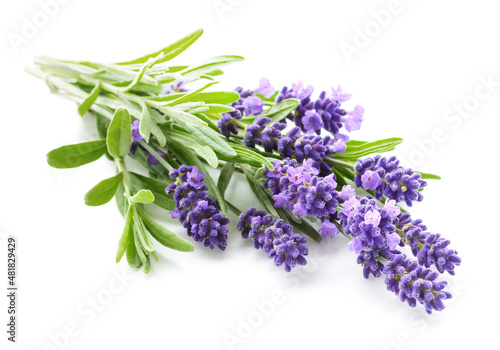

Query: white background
left=1, top=0, right=499, bottom=349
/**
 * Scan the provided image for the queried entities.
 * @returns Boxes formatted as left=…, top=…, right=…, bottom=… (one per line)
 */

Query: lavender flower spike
left=237, top=207, right=308, bottom=272
left=167, top=165, right=229, bottom=250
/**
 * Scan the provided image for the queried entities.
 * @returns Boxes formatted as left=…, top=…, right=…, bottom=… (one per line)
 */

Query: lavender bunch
left=31, top=28, right=460, bottom=314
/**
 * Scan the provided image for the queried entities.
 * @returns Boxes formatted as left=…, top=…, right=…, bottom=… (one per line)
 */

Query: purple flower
left=244, top=117, right=286, bottom=152
left=131, top=120, right=143, bottom=141
left=339, top=185, right=356, bottom=200
left=185, top=166, right=205, bottom=189
left=330, top=85, right=352, bottom=103
left=254, top=78, right=275, bottom=98
left=332, top=139, right=346, bottom=153
left=348, top=237, right=364, bottom=254
left=265, top=158, right=340, bottom=221
left=167, top=165, right=229, bottom=250
left=341, top=197, right=400, bottom=252
left=354, top=156, right=427, bottom=206
left=361, top=170, right=381, bottom=190
left=383, top=199, right=401, bottom=218
left=343, top=196, right=360, bottom=218
left=242, top=96, right=264, bottom=116
left=343, top=105, right=364, bottom=132
left=147, top=151, right=164, bottom=166
left=301, top=110, right=323, bottom=132
left=237, top=208, right=308, bottom=272
left=383, top=252, right=452, bottom=314
left=364, top=210, right=381, bottom=227
left=385, top=232, right=401, bottom=250
left=357, top=247, right=393, bottom=279
left=291, top=81, right=314, bottom=100
left=396, top=213, right=461, bottom=275
left=319, top=220, right=339, bottom=238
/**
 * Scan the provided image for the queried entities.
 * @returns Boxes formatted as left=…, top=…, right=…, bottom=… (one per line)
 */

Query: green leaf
left=117, top=54, right=164, bottom=92
left=137, top=207, right=195, bottom=252
left=189, top=91, right=239, bottom=105
left=126, top=216, right=141, bottom=268
left=116, top=206, right=133, bottom=263
left=416, top=171, right=441, bottom=180
left=166, top=130, right=219, bottom=168
left=162, top=106, right=207, bottom=127
left=169, top=142, right=228, bottom=215
left=132, top=208, right=155, bottom=253
left=115, top=181, right=129, bottom=217
left=182, top=55, right=244, bottom=78
left=47, top=140, right=107, bottom=169
left=231, top=146, right=274, bottom=170
left=78, top=83, right=101, bottom=116
left=138, top=103, right=152, bottom=143
left=84, top=172, right=123, bottom=206
left=107, top=108, right=132, bottom=158
left=261, top=98, right=299, bottom=124
left=165, top=81, right=218, bottom=106
left=217, top=162, right=234, bottom=199
left=128, top=172, right=174, bottom=211
left=116, top=28, right=203, bottom=65
left=336, top=138, right=403, bottom=160
left=131, top=189, right=155, bottom=204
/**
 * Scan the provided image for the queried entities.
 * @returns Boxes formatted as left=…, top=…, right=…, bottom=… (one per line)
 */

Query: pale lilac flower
left=361, top=170, right=381, bottom=190
left=330, top=85, right=352, bottom=103
left=287, top=166, right=309, bottom=184
left=332, top=139, right=346, bottom=153
left=343, top=197, right=360, bottom=218
left=302, top=158, right=319, bottom=176
left=344, top=105, right=365, bottom=132
left=302, top=110, right=323, bottom=132
left=323, top=174, right=337, bottom=187
left=242, top=96, right=264, bottom=115
left=364, top=210, right=381, bottom=227
left=348, top=237, right=363, bottom=254
left=339, top=185, right=356, bottom=200
left=254, top=78, right=275, bottom=98
left=292, top=80, right=314, bottom=100
left=383, top=199, right=401, bottom=218
left=385, top=231, right=401, bottom=250
left=319, top=220, right=339, bottom=238
left=186, top=166, right=205, bottom=189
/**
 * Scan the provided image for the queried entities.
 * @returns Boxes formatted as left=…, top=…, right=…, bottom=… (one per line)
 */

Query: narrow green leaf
left=126, top=217, right=141, bottom=268
left=47, top=140, right=107, bottom=168
left=162, top=106, right=207, bottom=127
left=132, top=208, right=155, bottom=253
left=107, top=108, right=131, bottom=158
left=165, top=81, right=218, bottom=106
left=137, top=207, right=195, bottom=252
left=231, top=146, right=274, bottom=170
left=336, top=138, right=403, bottom=159
left=117, top=54, right=164, bottom=92
left=84, top=172, right=123, bottom=206
left=128, top=172, right=174, bottom=211
left=261, top=98, right=299, bottom=124
left=131, top=189, right=155, bottom=204
left=116, top=206, right=133, bottom=263
left=138, top=103, right=152, bottom=143
left=78, top=83, right=101, bottom=116
left=182, top=55, right=244, bottom=78
left=189, top=91, right=239, bottom=105
left=166, top=131, right=219, bottom=168
left=416, top=171, right=441, bottom=180
left=217, top=162, right=234, bottom=199
left=117, top=28, right=203, bottom=65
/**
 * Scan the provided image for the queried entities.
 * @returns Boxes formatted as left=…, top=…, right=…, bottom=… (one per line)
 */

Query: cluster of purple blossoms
left=354, top=155, right=427, bottom=206
left=263, top=158, right=341, bottom=234
left=130, top=120, right=165, bottom=166
left=218, top=79, right=276, bottom=138
left=357, top=247, right=394, bottom=279
left=237, top=207, right=308, bottom=272
left=244, top=117, right=286, bottom=152
left=278, top=126, right=346, bottom=174
left=396, top=213, right=461, bottom=275
left=341, top=197, right=402, bottom=253
left=276, top=82, right=364, bottom=136
left=166, top=165, right=229, bottom=250
left=384, top=253, right=452, bottom=314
